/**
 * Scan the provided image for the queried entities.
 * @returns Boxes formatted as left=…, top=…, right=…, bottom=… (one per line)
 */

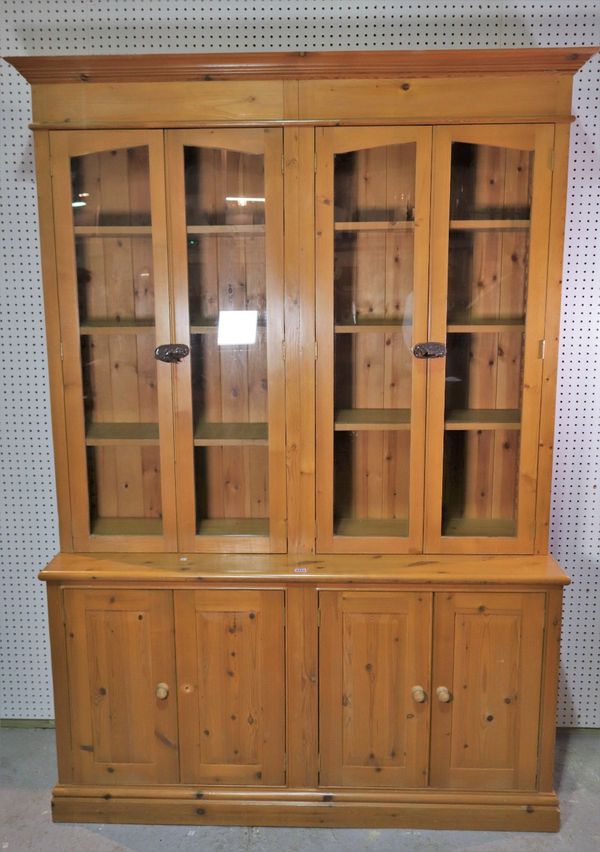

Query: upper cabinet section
left=25, top=49, right=596, bottom=556
left=425, top=125, right=554, bottom=553
left=50, top=131, right=177, bottom=552
left=166, top=130, right=286, bottom=553
left=316, top=128, right=432, bottom=554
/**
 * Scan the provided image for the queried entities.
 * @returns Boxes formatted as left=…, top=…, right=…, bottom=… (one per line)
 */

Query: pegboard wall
left=0, top=1, right=598, bottom=725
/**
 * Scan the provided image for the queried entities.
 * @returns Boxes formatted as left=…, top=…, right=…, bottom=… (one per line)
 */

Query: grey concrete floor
left=1, top=728, right=599, bottom=851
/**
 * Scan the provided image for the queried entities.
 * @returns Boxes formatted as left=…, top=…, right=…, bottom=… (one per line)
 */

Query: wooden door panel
left=64, top=589, right=178, bottom=784
left=175, top=589, right=286, bottom=785
left=319, top=591, right=432, bottom=788
left=431, top=591, right=545, bottom=790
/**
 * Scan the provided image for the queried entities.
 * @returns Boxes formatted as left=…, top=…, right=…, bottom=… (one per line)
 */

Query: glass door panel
left=50, top=131, right=175, bottom=550
left=316, top=128, right=432, bottom=552
left=168, top=130, right=285, bottom=552
left=426, top=126, right=554, bottom=552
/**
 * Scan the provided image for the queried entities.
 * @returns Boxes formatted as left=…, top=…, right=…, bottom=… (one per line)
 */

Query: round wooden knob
left=155, top=682, right=169, bottom=700
left=411, top=685, right=427, bottom=704
left=436, top=686, right=452, bottom=703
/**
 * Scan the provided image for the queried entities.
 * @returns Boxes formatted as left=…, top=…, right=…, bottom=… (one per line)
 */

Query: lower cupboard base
left=50, top=788, right=560, bottom=832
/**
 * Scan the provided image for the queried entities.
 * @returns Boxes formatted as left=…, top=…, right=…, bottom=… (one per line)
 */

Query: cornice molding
left=5, top=47, right=598, bottom=84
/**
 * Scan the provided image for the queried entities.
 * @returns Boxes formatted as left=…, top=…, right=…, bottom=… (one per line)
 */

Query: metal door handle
left=412, top=342, right=447, bottom=359
left=154, top=343, right=190, bottom=363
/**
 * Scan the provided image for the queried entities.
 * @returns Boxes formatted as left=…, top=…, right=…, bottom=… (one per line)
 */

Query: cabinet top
left=40, top=553, right=570, bottom=586
left=5, top=47, right=598, bottom=84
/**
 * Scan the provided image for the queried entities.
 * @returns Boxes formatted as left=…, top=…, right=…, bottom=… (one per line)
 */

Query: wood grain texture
left=320, top=591, right=432, bottom=788
left=63, top=589, right=178, bottom=784
left=286, top=586, right=319, bottom=787
left=430, top=591, right=545, bottom=790
left=174, top=589, right=286, bottom=785
left=49, top=794, right=560, bottom=831
left=33, top=131, right=74, bottom=551
left=535, top=124, right=570, bottom=554
left=284, top=127, right=317, bottom=553
left=39, top=551, right=570, bottom=585
left=7, top=47, right=596, bottom=83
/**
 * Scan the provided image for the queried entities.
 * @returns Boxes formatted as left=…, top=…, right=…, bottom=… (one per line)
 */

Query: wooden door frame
left=49, top=129, right=177, bottom=551
left=165, top=128, right=287, bottom=553
left=424, top=124, right=555, bottom=554
left=315, top=126, right=433, bottom=554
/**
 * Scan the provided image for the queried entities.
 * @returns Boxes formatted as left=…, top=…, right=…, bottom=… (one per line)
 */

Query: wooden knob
left=436, top=686, right=452, bottom=703
left=411, top=685, right=427, bottom=704
left=155, top=682, right=169, bottom=700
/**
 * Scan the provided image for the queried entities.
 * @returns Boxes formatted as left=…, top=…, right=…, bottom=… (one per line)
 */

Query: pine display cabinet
left=6, top=46, right=598, bottom=831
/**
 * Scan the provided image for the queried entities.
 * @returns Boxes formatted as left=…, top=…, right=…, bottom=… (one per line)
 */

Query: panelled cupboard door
left=315, top=127, right=432, bottom=553
left=166, top=129, right=286, bottom=553
left=430, top=591, right=545, bottom=790
left=63, top=589, right=178, bottom=784
left=425, top=125, right=555, bottom=554
left=174, top=589, right=286, bottom=785
left=49, top=131, right=177, bottom=552
left=319, top=591, right=432, bottom=787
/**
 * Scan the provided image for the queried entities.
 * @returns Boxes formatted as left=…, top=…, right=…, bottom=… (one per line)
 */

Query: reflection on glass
left=442, top=141, right=533, bottom=538
left=71, top=146, right=163, bottom=536
left=184, top=146, right=270, bottom=536
left=332, top=143, right=417, bottom=537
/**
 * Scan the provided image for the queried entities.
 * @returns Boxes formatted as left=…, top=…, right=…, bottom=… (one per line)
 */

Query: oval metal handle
left=436, top=686, right=452, bottom=703
left=155, top=682, right=170, bottom=700
left=412, top=342, right=447, bottom=359
left=411, top=685, right=427, bottom=704
left=154, top=343, right=190, bottom=363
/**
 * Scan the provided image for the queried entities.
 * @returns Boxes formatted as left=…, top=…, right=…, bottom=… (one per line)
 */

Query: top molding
left=5, top=47, right=599, bottom=84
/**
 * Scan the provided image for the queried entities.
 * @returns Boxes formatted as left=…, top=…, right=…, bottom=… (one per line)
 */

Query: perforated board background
left=0, top=1, right=598, bottom=724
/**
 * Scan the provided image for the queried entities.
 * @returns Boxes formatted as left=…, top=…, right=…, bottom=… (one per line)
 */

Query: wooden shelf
left=86, top=422, right=160, bottom=445
left=335, top=321, right=411, bottom=333
left=80, top=319, right=155, bottom=335
left=187, top=224, right=265, bottom=235
left=335, top=221, right=414, bottom=232
left=449, top=219, right=530, bottom=231
left=335, top=518, right=409, bottom=537
left=444, top=409, right=521, bottom=430
left=190, top=319, right=266, bottom=335
left=197, top=518, right=269, bottom=537
left=447, top=319, right=525, bottom=333
left=74, top=225, right=152, bottom=236
left=194, top=422, right=268, bottom=445
left=335, top=409, right=411, bottom=431
left=91, top=518, right=162, bottom=536
left=442, top=517, right=517, bottom=538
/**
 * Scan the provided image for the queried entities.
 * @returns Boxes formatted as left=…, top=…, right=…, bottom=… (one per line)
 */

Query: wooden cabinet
left=175, top=589, right=286, bottom=785
left=319, top=591, right=432, bottom=787
left=8, top=45, right=597, bottom=831
left=63, top=589, right=178, bottom=784
left=430, top=591, right=545, bottom=790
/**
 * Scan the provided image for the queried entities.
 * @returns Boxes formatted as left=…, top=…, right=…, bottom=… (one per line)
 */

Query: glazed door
left=63, top=589, right=178, bottom=784
left=430, top=591, right=545, bottom=790
left=166, top=130, right=286, bottom=553
left=425, top=125, right=555, bottom=553
left=174, top=589, right=286, bottom=785
left=315, top=127, right=432, bottom=553
left=319, top=591, right=432, bottom=787
left=50, top=131, right=177, bottom=551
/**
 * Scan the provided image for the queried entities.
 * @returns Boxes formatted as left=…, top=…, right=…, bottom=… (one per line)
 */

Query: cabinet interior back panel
left=0, top=1, right=598, bottom=725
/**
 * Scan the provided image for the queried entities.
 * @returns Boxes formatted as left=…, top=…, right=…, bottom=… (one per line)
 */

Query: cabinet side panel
left=33, top=132, right=73, bottom=550
left=538, top=589, right=563, bottom=791
left=535, top=125, right=570, bottom=554
left=46, top=584, right=73, bottom=781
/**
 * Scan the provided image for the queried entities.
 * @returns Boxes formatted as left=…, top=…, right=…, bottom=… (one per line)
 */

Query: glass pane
left=334, top=432, right=410, bottom=536
left=442, top=430, right=519, bottom=538
left=71, top=146, right=163, bottom=536
left=332, top=143, right=416, bottom=537
left=184, top=146, right=270, bottom=537
left=442, top=141, right=533, bottom=538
